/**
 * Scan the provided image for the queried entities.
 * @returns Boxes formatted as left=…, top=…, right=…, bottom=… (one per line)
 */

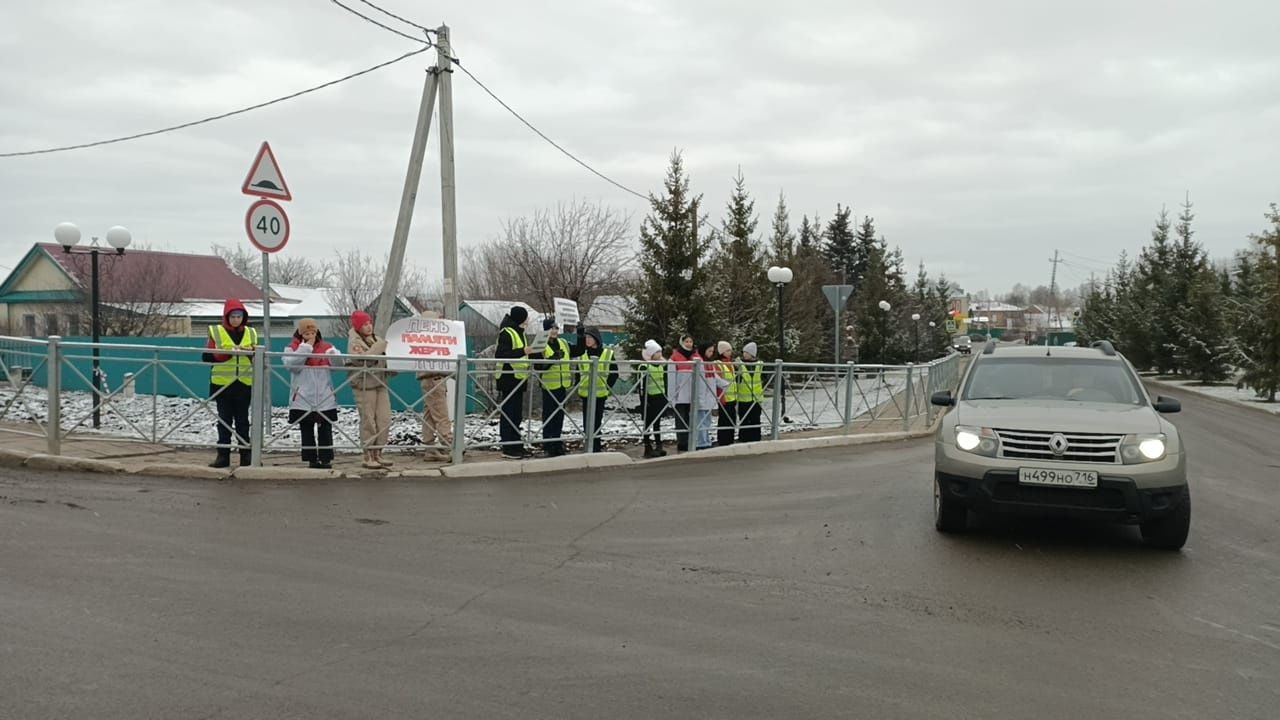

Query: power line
left=1059, top=249, right=1114, bottom=268
left=354, top=0, right=436, bottom=35
left=451, top=56, right=649, bottom=202
left=329, top=0, right=431, bottom=44
left=0, top=47, right=432, bottom=158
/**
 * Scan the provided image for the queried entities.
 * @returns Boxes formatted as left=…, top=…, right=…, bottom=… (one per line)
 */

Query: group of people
left=491, top=305, right=766, bottom=461
left=202, top=300, right=453, bottom=470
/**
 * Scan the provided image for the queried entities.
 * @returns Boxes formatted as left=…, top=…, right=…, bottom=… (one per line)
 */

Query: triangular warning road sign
left=241, top=141, right=292, bottom=201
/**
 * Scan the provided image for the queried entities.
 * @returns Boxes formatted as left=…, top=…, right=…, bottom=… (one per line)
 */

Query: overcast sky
left=2, top=0, right=1278, bottom=298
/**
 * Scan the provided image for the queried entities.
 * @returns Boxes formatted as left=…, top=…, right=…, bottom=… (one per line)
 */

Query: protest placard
left=553, top=297, right=579, bottom=328
left=385, top=317, right=466, bottom=373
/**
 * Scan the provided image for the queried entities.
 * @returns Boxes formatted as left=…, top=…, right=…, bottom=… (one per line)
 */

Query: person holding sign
left=537, top=318, right=573, bottom=458
left=574, top=323, right=618, bottom=453
left=495, top=306, right=537, bottom=459
left=414, top=311, right=453, bottom=460
left=283, top=318, right=341, bottom=469
left=348, top=310, right=394, bottom=470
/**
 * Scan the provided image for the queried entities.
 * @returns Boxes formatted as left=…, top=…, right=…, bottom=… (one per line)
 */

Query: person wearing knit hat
left=536, top=316, right=573, bottom=457
left=714, top=340, right=738, bottom=448
left=572, top=323, right=619, bottom=453
left=348, top=310, right=393, bottom=469
left=285, top=318, right=340, bottom=468
left=736, top=341, right=764, bottom=444
left=495, top=305, right=537, bottom=458
left=637, top=339, right=669, bottom=458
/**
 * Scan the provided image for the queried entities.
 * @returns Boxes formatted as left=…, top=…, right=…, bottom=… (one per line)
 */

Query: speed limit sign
left=245, top=198, right=290, bottom=253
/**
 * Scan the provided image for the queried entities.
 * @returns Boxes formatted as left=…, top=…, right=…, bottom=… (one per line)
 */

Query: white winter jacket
left=283, top=341, right=342, bottom=412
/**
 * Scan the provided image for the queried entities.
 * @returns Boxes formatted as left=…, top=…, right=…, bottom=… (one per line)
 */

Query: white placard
left=527, top=324, right=551, bottom=353
left=385, top=317, right=466, bottom=373
left=553, top=297, right=579, bottom=327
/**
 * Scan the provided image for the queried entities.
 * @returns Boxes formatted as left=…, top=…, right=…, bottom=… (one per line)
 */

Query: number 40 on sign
left=245, top=198, right=290, bottom=254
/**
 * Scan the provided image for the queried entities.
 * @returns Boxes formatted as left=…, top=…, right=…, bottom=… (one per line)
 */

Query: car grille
left=994, top=429, right=1122, bottom=464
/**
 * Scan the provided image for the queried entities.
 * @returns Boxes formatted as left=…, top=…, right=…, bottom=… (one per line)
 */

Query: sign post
left=242, top=141, right=293, bottom=463
left=822, top=284, right=855, bottom=365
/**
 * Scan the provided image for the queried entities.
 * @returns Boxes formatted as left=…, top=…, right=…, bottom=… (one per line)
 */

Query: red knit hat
left=351, top=311, right=373, bottom=330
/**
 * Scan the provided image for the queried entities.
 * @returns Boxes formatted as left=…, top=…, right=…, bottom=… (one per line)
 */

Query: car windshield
left=962, top=357, right=1144, bottom=405
left=953, top=336, right=971, bottom=345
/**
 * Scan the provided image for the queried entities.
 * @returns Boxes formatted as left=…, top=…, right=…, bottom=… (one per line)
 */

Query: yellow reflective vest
left=498, top=327, right=530, bottom=380
left=209, top=325, right=257, bottom=386
left=576, top=348, right=615, bottom=398
left=541, top=337, right=573, bottom=390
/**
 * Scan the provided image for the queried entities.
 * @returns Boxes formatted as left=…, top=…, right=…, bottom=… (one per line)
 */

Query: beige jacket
left=347, top=328, right=390, bottom=391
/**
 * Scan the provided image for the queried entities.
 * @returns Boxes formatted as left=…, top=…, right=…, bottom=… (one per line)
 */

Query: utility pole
left=437, top=24, right=460, bottom=321
left=375, top=60, right=440, bottom=335
left=1048, top=249, right=1063, bottom=331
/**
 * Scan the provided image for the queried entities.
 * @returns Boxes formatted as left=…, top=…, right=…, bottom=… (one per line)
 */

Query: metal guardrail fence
left=0, top=335, right=962, bottom=465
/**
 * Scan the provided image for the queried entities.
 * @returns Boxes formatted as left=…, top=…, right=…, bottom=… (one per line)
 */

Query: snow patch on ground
left=1149, top=376, right=1280, bottom=415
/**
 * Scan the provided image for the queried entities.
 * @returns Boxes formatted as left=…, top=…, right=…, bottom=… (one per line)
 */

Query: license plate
left=1019, top=468, right=1098, bottom=488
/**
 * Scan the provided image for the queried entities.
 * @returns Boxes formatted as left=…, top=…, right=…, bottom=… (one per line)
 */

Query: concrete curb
left=133, top=463, right=231, bottom=481
left=640, top=429, right=933, bottom=464
left=231, top=466, right=343, bottom=481
left=24, top=454, right=125, bottom=474
left=0, top=448, right=30, bottom=468
left=1143, top=378, right=1280, bottom=420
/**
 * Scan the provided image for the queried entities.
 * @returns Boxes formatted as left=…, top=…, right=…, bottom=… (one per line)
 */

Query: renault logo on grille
left=1049, top=433, right=1069, bottom=456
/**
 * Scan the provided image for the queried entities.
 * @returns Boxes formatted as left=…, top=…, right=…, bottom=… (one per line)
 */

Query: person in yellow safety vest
left=715, top=340, right=737, bottom=447
left=573, top=324, right=618, bottom=453
left=537, top=318, right=573, bottom=457
left=495, top=306, right=537, bottom=459
left=735, top=341, right=766, bottom=443
left=202, top=298, right=258, bottom=469
left=637, top=339, right=669, bottom=458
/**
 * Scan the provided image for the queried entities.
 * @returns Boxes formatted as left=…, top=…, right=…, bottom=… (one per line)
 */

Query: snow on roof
left=971, top=301, right=1024, bottom=312
left=583, top=295, right=628, bottom=327
left=171, top=285, right=411, bottom=320
left=461, top=300, right=545, bottom=329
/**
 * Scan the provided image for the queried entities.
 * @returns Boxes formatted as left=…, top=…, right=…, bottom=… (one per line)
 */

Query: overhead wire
left=328, top=0, right=432, bottom=44
left=354, top=0, right=436, bottom=35
left=0, top=46, right=432, bottom=158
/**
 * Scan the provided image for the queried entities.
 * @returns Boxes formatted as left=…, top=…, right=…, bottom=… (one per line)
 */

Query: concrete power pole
left=1048, top=249, right=1063, bottom=331
left=437, top=25, right=460, bottom=320
left=375, top=62, right=440, bottom=335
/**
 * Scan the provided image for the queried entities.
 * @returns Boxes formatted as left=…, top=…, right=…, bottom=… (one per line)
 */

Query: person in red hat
left=201, top=298, right=257, bottom=468
left=347, top=310, right=393, bottom=469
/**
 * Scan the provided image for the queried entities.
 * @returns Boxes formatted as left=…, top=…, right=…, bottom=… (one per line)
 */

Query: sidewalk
left=1143, top=376, right=1280, bottom=417
left=0, top=409, right=937, bottom=481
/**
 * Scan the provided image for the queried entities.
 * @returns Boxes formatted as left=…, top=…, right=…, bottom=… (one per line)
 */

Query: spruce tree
left=1172, top=266, right=1232, bottom=383
left=1135, top=208, right=1176, bottom=372
left=822, top=205, right=857, bottom=285
left=1235, top=204, right=1280, bottom=401
left=769, top=192, right=795, bottom=266
left=623, top=151, right=713, bottom=352
left=706, top=169, right=771, bottom=349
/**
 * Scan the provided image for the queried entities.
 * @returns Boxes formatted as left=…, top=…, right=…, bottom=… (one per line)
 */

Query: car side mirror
left=1153, top=396, right=1181, bottom=414
left=931, top=390, right=955, bottom=407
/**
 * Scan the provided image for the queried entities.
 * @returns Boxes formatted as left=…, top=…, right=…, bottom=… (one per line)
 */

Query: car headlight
left=955, top=425, right=998, bottom=457
left=1121, top=433, right=1167, bottom=464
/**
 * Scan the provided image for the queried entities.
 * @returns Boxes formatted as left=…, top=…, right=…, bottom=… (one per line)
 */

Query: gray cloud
left=2, top=0, right=1278, bottom=299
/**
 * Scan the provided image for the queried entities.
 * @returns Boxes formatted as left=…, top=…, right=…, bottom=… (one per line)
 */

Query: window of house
left=45, top=314, right=59, bottom=336
left=65, top=314, right=81, bottom=336
left=23, top=314, right=37, bottom=337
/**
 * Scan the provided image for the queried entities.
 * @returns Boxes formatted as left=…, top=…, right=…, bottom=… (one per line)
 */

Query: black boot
left=656, top=442, right=668, bottom=457
left=643, top=443, right=657, bottom=459
left=239, top=449, right=253, bottom=467
left=208, top=450, right=230, bottom=469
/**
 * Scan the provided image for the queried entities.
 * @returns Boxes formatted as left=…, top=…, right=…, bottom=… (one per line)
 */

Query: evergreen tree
left=623, top=151, right=713, bottom=352
left=1235, top=204, right=1280, bottom=401
left=784, top=213, right=834, bottom=363
left=768, top=192, right=795, bottom=266
left=931, top=276, right=957, bottom=357
left=822, top=205, right=857, bottom=284
left=705, top=169, right=772, bottom=350
left=1135, top=208, right=1176, bottom=372
left=848, top=239, right=901, bottom=364
left=1172, top=266, right=1232, bottom=383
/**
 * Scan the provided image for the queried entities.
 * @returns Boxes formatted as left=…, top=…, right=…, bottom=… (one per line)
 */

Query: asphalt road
left=2, top=390, right=1278, bottom=719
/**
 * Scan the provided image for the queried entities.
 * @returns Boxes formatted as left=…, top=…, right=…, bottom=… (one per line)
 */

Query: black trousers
left=581, top=395, right=607, bottom=452
left=716, top=401, right=737, bottom=447
left=541, top=387, right=568, bottom=456
left=289, top=408, right=338, bottom=462
left=737, top=401, right=762, bottom=443
left=674, top=404, right=692, bottom=451
left=496, top=378, right=525, bottom=455
left=642, top=394, right=666, bottom=448
left=213, top=381, right=251, bottom=451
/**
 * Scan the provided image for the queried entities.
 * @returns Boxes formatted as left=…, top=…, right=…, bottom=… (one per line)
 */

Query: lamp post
left=928, top=320, right=936, bottom=358
left=911, top=312, right=921, bottom=363
left=55, top=222, right=131, bottom=429
left=767, top=265, right=793, bottom=415
left=877, top=300, right=891, bottom=364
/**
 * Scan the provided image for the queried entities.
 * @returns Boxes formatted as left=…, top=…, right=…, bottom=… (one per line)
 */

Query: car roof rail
left=1091, top=340, right=1117, bottom=356
left=982, top=340, right=997, bottom=354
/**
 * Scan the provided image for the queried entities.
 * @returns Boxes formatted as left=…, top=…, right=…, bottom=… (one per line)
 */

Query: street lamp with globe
left=55, top=222, right=131, bottom=429
left=876, top=300, right=891, bottom=364
left=911, top=312, right=921, bottom=362
left=767, top=266, right=793, bottom=416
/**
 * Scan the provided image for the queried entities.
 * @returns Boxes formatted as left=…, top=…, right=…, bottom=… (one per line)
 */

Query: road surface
left=2, top=390, right=1277, bottom=719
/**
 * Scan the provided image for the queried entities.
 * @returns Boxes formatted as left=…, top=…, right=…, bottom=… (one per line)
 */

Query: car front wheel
left=934, top=475, right=967, bottom=533
left=1140, top=485, right=1191, bottom=551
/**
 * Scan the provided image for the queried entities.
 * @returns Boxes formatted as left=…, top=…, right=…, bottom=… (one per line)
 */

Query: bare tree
left=323, top=249, right=434, bottom=331
left=62, top=249, right=192, bottom=336
left=211, top=244, right=331, bottom=287
left=461, top=199, right=634, bottom=314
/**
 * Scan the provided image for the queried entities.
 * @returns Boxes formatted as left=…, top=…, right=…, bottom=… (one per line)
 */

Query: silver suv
left=930, top=341, right=1190, bottom=550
